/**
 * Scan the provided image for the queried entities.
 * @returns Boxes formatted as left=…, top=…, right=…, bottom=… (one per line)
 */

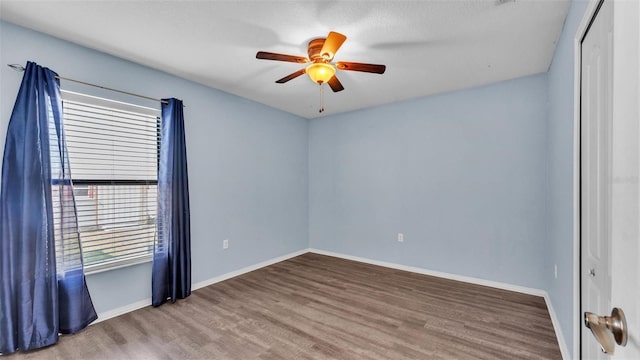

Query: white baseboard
left=93, top=298, right=151, bottom=324
left=92, top=248, right=309, bottom=324
left=191, top=248, right=308, bottom=290
left=543, top=293, right=571, bottom=360
left=309, top=248, right=545, bottom=296
left=308, top=248, right=570, bottom=359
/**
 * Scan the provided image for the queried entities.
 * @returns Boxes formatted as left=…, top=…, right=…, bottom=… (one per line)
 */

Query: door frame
left=573, top=0, right=607, bottom=358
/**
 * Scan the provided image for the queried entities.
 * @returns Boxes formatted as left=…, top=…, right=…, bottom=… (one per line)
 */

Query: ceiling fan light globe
left=306, top=63, right=336, bottom=84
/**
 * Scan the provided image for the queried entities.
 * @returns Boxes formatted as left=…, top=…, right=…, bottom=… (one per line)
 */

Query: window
left=59, top=91, right=160, bottom=273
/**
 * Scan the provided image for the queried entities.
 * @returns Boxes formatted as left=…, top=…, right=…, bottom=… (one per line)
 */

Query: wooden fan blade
left=327, top=75, right=344, bottom=92
left=276, top=68, right=306, bottom=83
left=320, top=31, right=347, bottom=61
left=336, top=61, right=386, bottom=74
left=256, top=51, right=308, bottom=63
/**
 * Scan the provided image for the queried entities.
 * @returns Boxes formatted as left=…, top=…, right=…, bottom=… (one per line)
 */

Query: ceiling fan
left=256, top=31, right=386, bottom=94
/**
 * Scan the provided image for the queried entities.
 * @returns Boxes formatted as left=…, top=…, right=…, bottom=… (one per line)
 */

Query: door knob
left=584, top=307, right=628, bottom=354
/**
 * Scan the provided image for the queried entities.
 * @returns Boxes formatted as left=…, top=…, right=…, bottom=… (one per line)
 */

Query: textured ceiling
left=0, top=0, right=570, bottom=119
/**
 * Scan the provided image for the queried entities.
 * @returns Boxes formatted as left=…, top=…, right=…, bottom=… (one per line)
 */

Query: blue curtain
left=0, top=62, right=96, bottom=354
left=152, top=98, right=191, bottom=307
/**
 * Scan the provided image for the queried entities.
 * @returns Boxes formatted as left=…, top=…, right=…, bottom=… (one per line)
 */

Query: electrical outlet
left=554, top=264, right=558, bottom=279
left=397, top=233, right=404, bottom=242
left=223, top=239, right=229, bottom=249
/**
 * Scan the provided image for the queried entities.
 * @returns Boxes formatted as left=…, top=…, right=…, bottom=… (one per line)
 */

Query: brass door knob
left=584, top=307, right=628, bottom=354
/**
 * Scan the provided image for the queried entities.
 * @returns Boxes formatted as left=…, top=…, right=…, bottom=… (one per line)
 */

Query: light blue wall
left=546, top=0, right=589, bottom=356
left=309, top=74, right=549, bottom=290
left=0, top=21, right=309, bottom=315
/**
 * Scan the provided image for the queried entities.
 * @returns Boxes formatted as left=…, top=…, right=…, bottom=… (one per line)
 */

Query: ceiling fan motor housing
left=308, top=38, right=329, bottom=62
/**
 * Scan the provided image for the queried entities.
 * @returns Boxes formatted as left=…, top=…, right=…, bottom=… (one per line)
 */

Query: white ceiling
left=0, top=0, right=570, bottom=119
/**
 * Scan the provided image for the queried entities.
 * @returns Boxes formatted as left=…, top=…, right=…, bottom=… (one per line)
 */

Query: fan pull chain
left=319, top=83, right=325, bottom=113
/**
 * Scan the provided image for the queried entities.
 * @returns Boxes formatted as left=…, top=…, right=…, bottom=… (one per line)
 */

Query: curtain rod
left=8, top=64, right=171, bottom=106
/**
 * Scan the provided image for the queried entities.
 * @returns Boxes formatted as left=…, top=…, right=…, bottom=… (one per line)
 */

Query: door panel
left=581, top=1, right=613, bottom=359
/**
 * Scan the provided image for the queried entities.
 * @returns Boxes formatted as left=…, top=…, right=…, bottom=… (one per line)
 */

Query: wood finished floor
left=10, top=253, right=562, bottom=359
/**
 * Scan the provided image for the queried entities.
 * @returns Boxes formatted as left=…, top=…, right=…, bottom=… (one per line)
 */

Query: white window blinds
left=61, top=91, right=160, bottom=272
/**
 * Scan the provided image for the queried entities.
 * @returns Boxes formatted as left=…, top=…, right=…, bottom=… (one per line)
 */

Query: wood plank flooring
left=10, top=253, right=562, bottom=359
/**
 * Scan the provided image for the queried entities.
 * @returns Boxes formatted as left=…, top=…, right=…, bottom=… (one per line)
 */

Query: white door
left=580, top=0, right=640, bottom=359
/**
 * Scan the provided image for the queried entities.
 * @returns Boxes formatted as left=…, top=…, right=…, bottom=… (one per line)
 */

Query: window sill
left=84, top=254, right=152, bottom=275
